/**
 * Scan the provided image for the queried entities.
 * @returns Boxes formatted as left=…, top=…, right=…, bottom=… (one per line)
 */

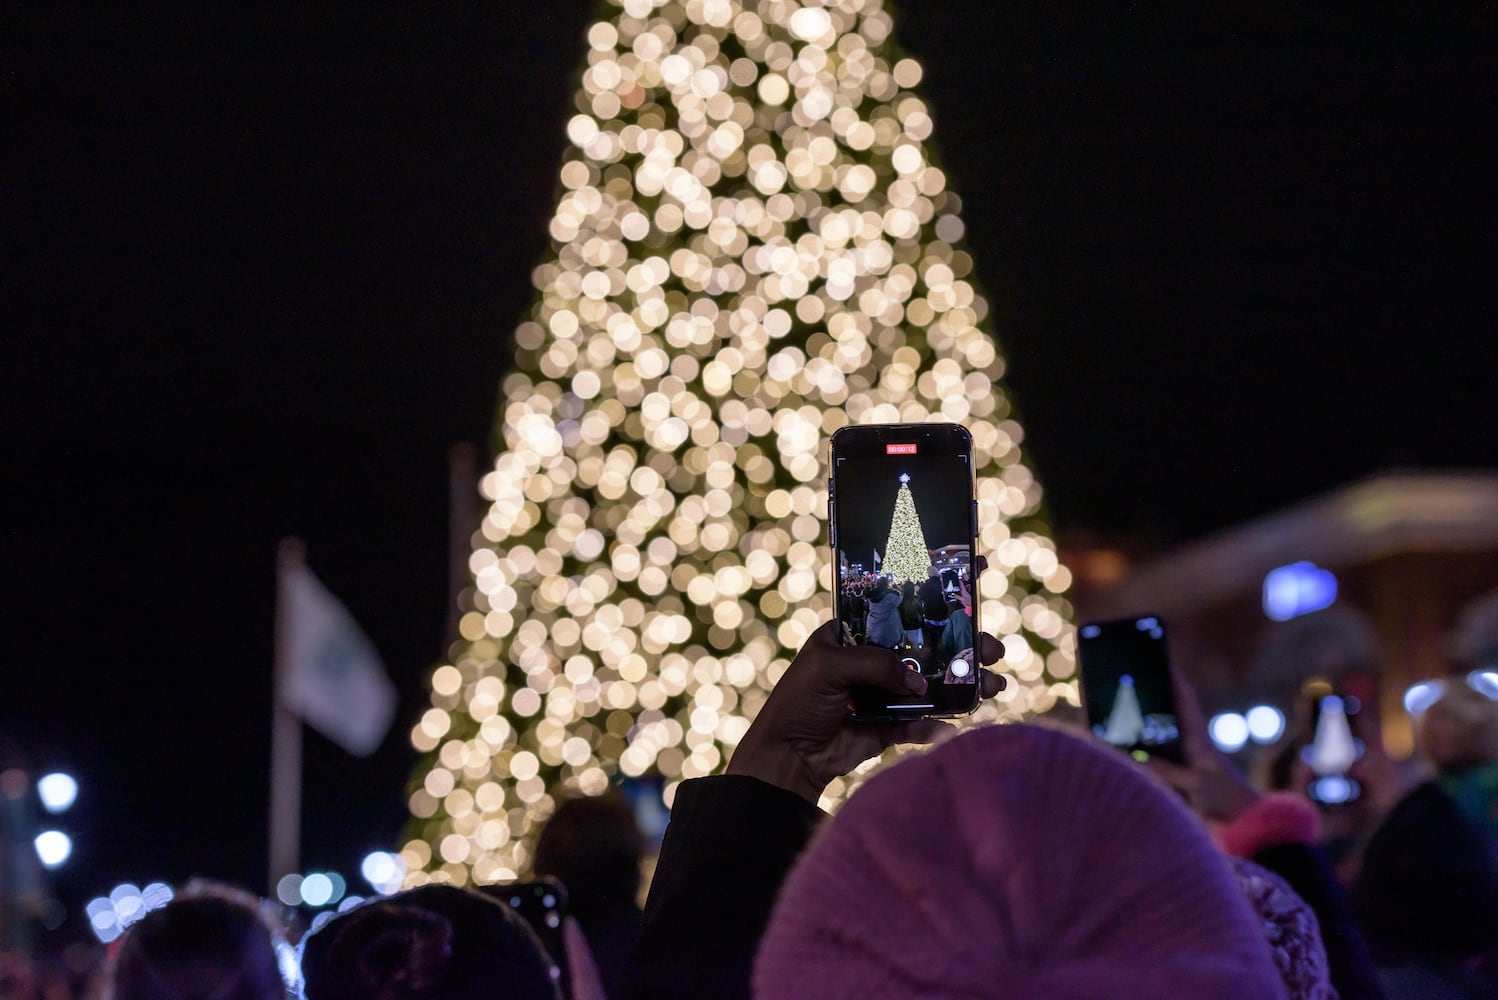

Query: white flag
left=278, top=562, right=396, bottom=757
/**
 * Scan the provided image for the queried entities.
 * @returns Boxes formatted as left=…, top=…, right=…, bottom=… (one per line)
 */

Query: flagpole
left=268, top=536, right=305, bottom=895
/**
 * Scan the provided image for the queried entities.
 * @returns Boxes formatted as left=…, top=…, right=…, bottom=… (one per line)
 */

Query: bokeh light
left=1208, top=713, right=1250, bottom=753
left=1403, top=679, right=1446, bottom=715
left=37, top=772, right=78, bottom=813
left=86, top=882, right=173, bottom=944
left=1245, top=705, right=1285, bottom=744
left=361, top=851, right=407, bottom=895
left=34, top=830, right=72, bottom=868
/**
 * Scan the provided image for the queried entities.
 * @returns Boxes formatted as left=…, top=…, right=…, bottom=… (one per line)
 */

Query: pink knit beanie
left=753, top=724, right=1286, bottom=999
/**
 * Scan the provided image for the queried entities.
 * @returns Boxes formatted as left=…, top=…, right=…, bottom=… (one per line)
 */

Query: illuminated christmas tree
left=402, top=0, right=1077, bottom=888
left=881, top=473, right=931, bottom=584
left=1100, top=675, right=1144, bottom=746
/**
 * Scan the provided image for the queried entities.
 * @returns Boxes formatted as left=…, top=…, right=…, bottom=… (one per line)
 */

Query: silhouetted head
left=109, top=885, right=284, bottom=1000
left=534, top=790, right=644, bottom=920
left=301, top=885, right=559, bottom=1000
left=1419, top=683, right=1498, bottom=772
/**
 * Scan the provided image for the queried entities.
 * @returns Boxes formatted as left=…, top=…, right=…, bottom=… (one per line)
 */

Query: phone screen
left=829, top=423, right=979, bottom=719
left=1078, top=615, right=1183, bottom=762
left=1303, top=692, right=1363, bottom=805
left=482, top=879, right=571, bottom=997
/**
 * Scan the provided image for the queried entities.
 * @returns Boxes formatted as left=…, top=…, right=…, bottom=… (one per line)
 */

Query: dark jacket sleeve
left=615, top=774, right=822, bottom=1000
left=1252, top=841, right=1387, bottom=1000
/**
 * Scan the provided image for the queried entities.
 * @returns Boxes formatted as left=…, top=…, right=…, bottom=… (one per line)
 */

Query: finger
left=979, top=670, right=1007, bottom=699
left=807, top=617, right=844, bottom=648
left=1167, top=663, right=1211, bottom=758
left=821, top=640, right=927, bottom=698
left=976, top=631, right=1003, bottom=666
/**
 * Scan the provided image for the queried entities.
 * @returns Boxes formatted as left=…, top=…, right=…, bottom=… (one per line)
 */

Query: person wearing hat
left=619, top=617, right=1327, bottom=999
left=615, top=619, right=1006, bottom=1000
left=754, top=723, right=1292, bottom=999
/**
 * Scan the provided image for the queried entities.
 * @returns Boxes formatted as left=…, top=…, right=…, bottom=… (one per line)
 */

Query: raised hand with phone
left=828, top=422, right=986, bottom=720
left=727, top=618, right=1006, bottom=804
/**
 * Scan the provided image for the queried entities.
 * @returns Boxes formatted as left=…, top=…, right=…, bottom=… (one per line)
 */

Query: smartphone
left=828, top=422, right=980, bottom=720
left=482, top=878, right=571, bottom=997
left=1077, top=615, right=1183, bottom=762
left=1302, top=691, right=1363, bottom=805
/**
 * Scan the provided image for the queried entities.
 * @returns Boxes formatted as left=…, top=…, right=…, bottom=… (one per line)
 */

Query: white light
left=301, top=873, right=334, bottom=907
left=276, top=874, right=304, bottom=907
left=361, top=851, right=405, bottom=895
left=34, top=830, right=72, bottom=868
left=141, top=883, right=175, bottom=912
left=1311, top=775, right=1355, bottom=804
left=37, top=773, right=78, bottom=814
left=1404, top=679, right=1447, bottom=715
left=788, top=7, right=832, bottom=40
left=1263, top=561, right=1337, bottom=621
left=1245, top=705, right=1286, bottom=744
left=275, top=937, right=303, bottom=992
left=86, top=898, right=116, bottom=930
left=1468, top=671, right=1498, bottom=700
left=1208, top=713, right=1249, bottom=752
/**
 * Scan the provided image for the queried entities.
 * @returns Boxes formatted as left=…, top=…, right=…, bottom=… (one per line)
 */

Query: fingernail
left=903, top=669, right=927, bottom=695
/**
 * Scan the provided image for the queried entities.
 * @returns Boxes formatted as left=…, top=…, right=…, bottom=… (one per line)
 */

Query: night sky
left=6, top=2, right=1497, bottom=919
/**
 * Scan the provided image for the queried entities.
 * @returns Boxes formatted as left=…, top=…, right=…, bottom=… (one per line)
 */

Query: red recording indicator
left=886, top=443, right=918, bottom=455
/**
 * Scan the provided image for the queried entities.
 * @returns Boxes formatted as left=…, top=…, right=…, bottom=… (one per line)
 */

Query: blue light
left=1263, top=562, right=1338, bottom=621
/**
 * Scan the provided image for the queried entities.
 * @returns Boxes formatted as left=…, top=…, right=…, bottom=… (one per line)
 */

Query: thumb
left=824, top=644, right=929, bottom=699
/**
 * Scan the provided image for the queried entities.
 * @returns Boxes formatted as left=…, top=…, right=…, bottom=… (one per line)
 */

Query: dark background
left=6, top=1, right=1497, bottom=918
left=833, top=455, right=973, bottom=566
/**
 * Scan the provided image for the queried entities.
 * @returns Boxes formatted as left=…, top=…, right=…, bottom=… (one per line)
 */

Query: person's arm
left=615, top=620, right=1003, bottom=1000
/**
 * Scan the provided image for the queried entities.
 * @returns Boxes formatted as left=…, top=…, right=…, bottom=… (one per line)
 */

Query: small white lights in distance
left=1208, top=713, right=1250, bottom=753
left=37, top=773, right=78, bottom=814
left=141, top=882, right=174, bottom=911
left=300, top=873, right=334, bottom=908
left=1468, top=671, right=1498, bottom=701
left=275, top=874, right=303, bottom=907
left=34, top=831, right=72, bottom=868
left=87, top=898, right=122, bottom=944
left=1245, top=705, right=1286, bottom=744
left=85, top=882, right=172, bottom=943
left=361, top=851, right=406, bottom=895
left=1403, top=679, right=1447, bottom=715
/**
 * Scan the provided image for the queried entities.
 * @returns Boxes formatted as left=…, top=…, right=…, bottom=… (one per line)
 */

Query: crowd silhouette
left=9, top=582, right=1498, bottom=999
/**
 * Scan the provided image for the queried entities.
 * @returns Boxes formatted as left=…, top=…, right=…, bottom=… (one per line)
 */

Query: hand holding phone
left=726, top=619, right=1005, bottom=803
left=1086, top=624, right=1261, bottom=825
left=828, top=422, right=981, bottom=720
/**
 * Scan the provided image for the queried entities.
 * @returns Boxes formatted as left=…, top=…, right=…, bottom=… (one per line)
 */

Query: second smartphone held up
left=1077, top=615, right=1183, bottom=763
left=829, top=422, right=981, bottom=720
